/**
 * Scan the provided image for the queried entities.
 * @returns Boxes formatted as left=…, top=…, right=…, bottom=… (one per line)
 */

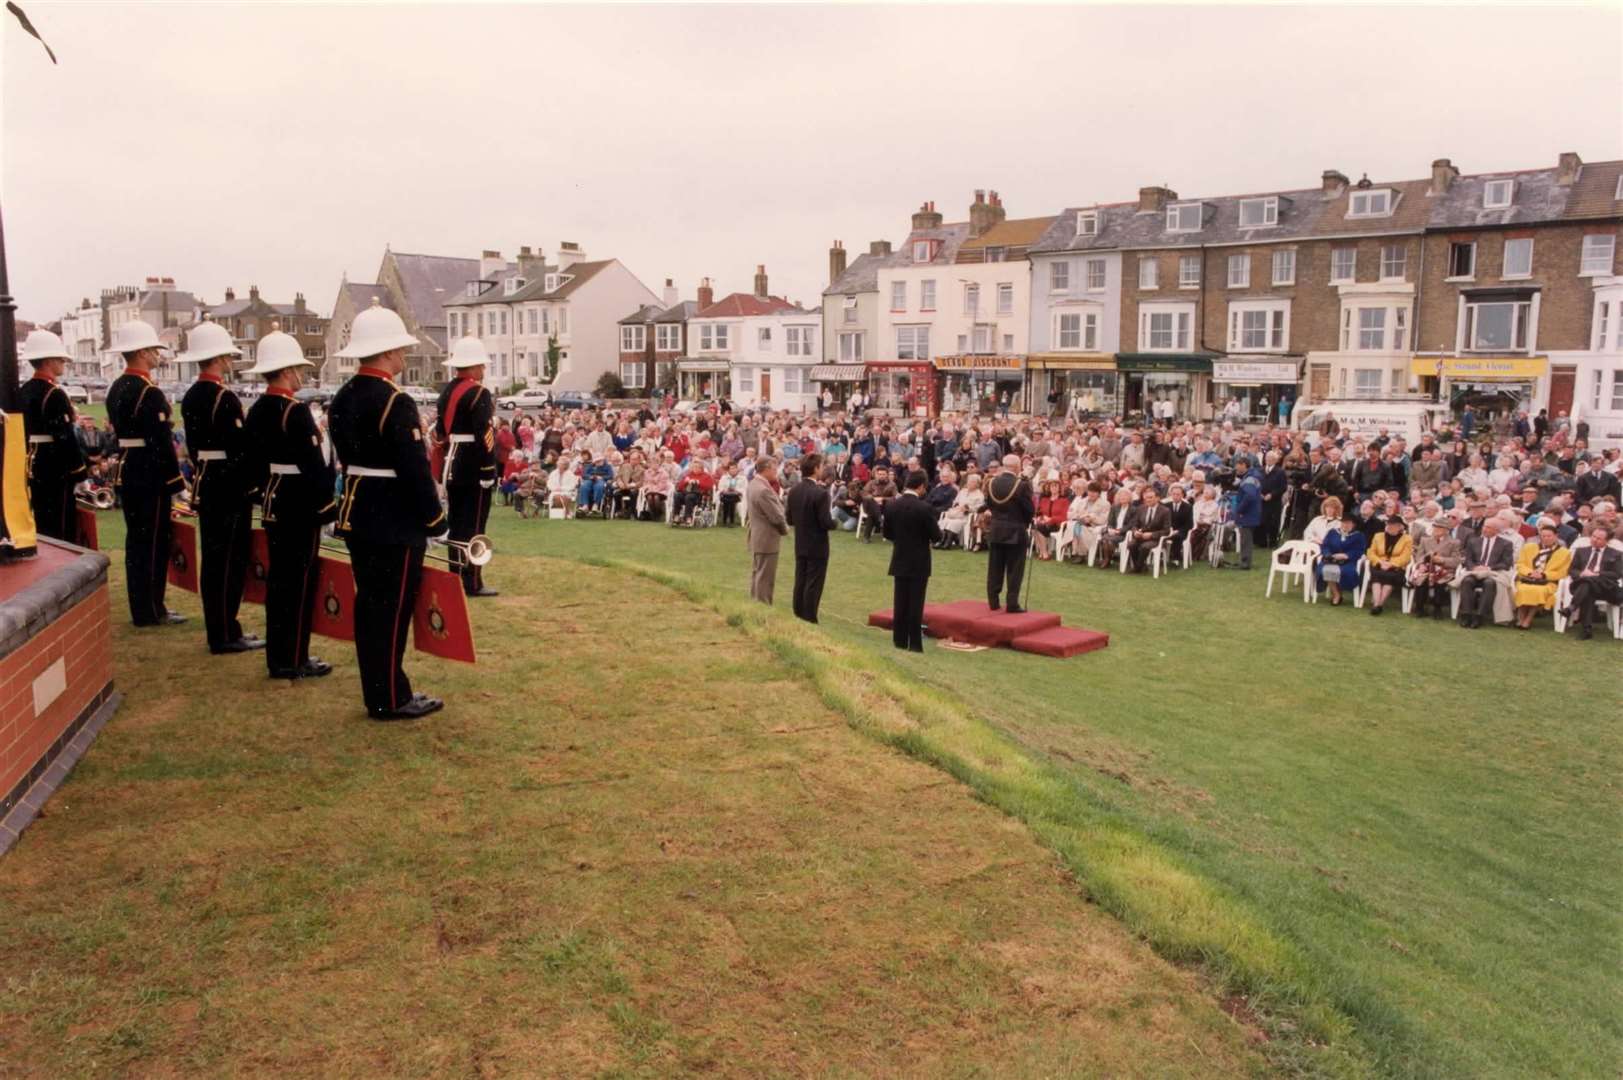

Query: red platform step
left=1011, top=626, right=1110, bottom=658
left=867, top=598, right=1107, bottom=660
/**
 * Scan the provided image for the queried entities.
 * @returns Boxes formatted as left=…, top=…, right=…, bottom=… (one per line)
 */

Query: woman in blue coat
left=1318, top=512, right=1367, bottom=605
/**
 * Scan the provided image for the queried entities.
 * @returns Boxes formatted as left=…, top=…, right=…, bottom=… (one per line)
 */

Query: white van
left=1291, top=400, right=1453, bottom=444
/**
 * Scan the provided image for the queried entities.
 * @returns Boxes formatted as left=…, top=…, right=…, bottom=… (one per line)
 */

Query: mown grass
left=0, top=533, right=1265, bottom=1077
left=492, top=509, right=1623, bottom=1079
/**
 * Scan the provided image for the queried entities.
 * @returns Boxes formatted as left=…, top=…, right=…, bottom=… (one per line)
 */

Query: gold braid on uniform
left=986, top=474, right=1025, bottom=506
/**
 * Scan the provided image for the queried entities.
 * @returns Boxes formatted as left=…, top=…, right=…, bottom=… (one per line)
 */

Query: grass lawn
left=0, top=528, right=1266, bottom=1077
left=483, top=508, right=1622, bottom=1079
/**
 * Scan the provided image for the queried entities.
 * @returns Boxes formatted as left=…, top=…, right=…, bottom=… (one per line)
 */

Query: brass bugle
left=428, top=534, right=493, bottom=567
left=77, top=486, right=115, bottom=510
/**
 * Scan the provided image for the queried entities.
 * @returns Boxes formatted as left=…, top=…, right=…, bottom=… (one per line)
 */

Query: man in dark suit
left=1456, top=518, right=1515, bottom=628
left=882, top=470, right=940, bottom=652
left=1565, top=525, right=1622, bottom=640
left=983, top=455, right=1035, bottom=612
left=1127, top=489, right=1173, bottom=573
left=786, top=452, right=835, bottom=624
left=1164, top=484, right=1195, bottom=566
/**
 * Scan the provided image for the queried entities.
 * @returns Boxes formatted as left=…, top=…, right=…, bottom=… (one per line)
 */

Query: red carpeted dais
left=867, top=599, right=1108, bottom=658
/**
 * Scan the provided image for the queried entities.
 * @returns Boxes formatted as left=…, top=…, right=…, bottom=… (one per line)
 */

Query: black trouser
left=719, top=492, right=740, bottom=525
left=793, top=555, right=827, bottom=623
left=447, top=483, right=491, bottom=595
left=1260, top=500, right=1284, bottom=548
left=198, top=498, right=252, bottom=649
left=892, top=573, right=928, bottom=650
left=1411, top=582, right=1449, bottom=614
left=29, top=475, right=78, bottom=545
left=987, top=541, right=1026, bottom=608
left=121, top=484, right=173, bottom=625
left=266, top=519, right=320, bottom=671
left=1569, top=578, right=1620, bottom=631
left=345, top=538, right=425, bottom=714
left=1457, top=575, right=1497, bottom=622
left=675, top=488, right=705, bottom=520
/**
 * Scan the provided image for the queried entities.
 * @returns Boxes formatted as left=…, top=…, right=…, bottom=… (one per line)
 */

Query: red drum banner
left=412, top=565, right=476, bottom=663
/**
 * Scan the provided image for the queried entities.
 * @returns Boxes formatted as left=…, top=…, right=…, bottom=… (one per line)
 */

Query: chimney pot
left=224, top=287, right=235, bottom=301
left=911, top=200, right=944, bottom=231
left=753, top=265, right=770, bottom=298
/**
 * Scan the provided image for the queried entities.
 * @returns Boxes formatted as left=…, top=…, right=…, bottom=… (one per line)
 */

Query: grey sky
left=5, top=2, right=1620, bottom=324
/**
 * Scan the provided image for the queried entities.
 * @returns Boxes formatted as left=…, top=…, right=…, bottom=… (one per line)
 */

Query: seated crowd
left=481, top=401, right=1623, bottom=641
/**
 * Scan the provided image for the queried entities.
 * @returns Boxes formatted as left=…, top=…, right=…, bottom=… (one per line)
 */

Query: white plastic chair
left=1267, top=540, right=1319, bottom=602
left=1352, top=557, right=1371, bottom=608
left=1552, top=556, right=1623, bottom=638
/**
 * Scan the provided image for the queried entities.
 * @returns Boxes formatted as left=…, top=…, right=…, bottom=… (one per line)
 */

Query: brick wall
left=0, top=583, right=113, bottom=816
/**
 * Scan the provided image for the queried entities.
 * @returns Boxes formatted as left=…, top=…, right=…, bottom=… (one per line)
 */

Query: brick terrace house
left=1413, top=153, right=1622, bottom=428
left=194, top=286, right=328, bottom=376
left=616, top=278, right=686, bottom=396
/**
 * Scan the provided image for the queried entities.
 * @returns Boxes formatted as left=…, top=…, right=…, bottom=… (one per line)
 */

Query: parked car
left=295, top=387, right=333, bottom=406
left=497, top=388, right=554, bottom=410
left=552, top=390, right=605, bottom=411
left=403, top=385, right=439, bottom=407
left=61, top=383, right=91, bottom=404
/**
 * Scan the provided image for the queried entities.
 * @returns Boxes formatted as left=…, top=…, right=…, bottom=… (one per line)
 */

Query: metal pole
left=0, top=201, right=17, bottom=413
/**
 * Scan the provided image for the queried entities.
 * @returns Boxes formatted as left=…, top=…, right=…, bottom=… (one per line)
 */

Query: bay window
left=1463, top=299, right=1532, bottom=351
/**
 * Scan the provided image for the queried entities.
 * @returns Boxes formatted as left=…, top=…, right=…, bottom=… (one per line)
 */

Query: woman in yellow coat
left=1512, top=523, right=1571, bottom=628
left=1366, top=517, right=1413, bottom=615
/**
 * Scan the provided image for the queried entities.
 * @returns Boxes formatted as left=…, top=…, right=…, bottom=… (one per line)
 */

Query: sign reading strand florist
left=933, top=354, right=1025, bottom=371
left=1410, top=355, right=1547, bottom=380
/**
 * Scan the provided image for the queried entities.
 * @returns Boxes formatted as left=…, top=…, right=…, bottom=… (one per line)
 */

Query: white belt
left=117, top=438, right=145, bottom=448
left=346, top=466, right=397, bottom=478
left=196, top=450, right=227, bottom=461
left=28, top=435, right=54, bottom=444
left=448, top=434, right=474, bottom=443
left=269, top=463, right=300, bottom=475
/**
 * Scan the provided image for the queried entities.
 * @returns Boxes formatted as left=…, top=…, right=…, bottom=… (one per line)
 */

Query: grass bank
left=494, top=511, right=1622, bottom=1079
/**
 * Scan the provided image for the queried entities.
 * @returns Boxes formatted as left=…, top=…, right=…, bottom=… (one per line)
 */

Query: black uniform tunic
left=106, top=367, right=184, bottom=625
left=181, top=373, right=255, bottom=649
left=329, top=367, right=446, bottom=715
left=243, top=386, right=337, bottom=673
left=19, top=373, right=86, bottom=544
left=983, top=471, right=1035, bottom=610
left=435, top=375, right=497, bottom=594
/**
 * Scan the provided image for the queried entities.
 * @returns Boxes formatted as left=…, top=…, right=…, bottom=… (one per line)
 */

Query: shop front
left=1212, top=358, right=1302, bottom=425
left=676, top=359, right=731, bottom=402
left=1026, top=354, right=1118, bottom=419
left=1115, top=353, right=1217, bottom=423
left=864, top=361, right=935, bottom=417
left=1410, top=355, right=1548, bottom=426
left=809, top=364, right=867, bottom=410
left=933, top=355, right=1026, bottom=417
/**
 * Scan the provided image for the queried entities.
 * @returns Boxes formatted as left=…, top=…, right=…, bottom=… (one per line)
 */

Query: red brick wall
left=0, top=584, right=113, bottom=801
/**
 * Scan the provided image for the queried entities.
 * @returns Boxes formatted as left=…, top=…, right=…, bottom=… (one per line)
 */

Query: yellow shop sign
left=1411, top=355, right=1547, bottom=380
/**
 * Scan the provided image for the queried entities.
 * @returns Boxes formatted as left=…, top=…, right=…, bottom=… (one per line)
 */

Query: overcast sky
left=4, top=2, right=1620, bottom=324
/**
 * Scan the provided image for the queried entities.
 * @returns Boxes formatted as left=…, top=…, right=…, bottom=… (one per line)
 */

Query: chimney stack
left=869, top=240, right=892, bottom=256
left=1321, top=170, right=1348, bottom=196
left=697, top=277, right=714, bottom=311
left=294, top=292, right=306, bottom=314
left=663, top=277, right=678, bottom=307
left=1137, top=186, right=1177, bottom=213
left=556, top=241, right=584, bottom=272
left=829, top=240, right=847, bottom=285
left=517, top=245, right=546, bottom=279
left=1429, top=158, right=1459, bottom=196
left=224, top=287, right=235, bottom=302
left=911, top=200, right=943, bottom=231
left=249, top=284, right=260, bottom=301
left=480, top=249, right=504, bottom=280
left=1557, top=151, right=1583, bottom=185
left=969, top=188, right=1006, bottom=237
left=753, top=265, right=769, bottom=298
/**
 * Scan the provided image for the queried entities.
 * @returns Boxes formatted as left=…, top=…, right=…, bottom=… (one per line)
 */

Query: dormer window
left=984, top=247, right=1007, bottom=263
left=465, top=282, right=480, bottom=297
left=1077, top=210, right=1099, bottom=236
left=1166, top=203, right=1203, bottom=232
left=503, top=277, right=525, bottom=296
left=1238, top=197, right=1278, bottom=228
left=1348, top=188, right=1394, bottom=218
left=544, top=274, right=559, bottom=292
left=912, top=240, right=932, bottom=262
left=1482, top=180, right=1514, bottom=210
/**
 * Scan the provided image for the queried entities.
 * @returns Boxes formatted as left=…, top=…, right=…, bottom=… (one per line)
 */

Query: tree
left=544, top=335, right=561, bottom=383
left=595, top=372, right=627, bottom=399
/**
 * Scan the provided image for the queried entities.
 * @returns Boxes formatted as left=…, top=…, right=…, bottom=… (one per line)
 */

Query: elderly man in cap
left=178, top=320, right=263, bottom=655
left=329, top=301, right=447, bottom=721
left=105, top=321, right=188, bottom=626
left=16, top=329, right=88, bottom=544
left=435, top=336, right=499, bottom=598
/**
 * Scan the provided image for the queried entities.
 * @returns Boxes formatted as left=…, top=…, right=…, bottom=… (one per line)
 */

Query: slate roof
left=503, top=260, right=613, bottom=303
left=139, top=290, right=198, bottom=312
left=654, top=300, right=699, bottom=323
left=207, top=298, right=254, bottom=317
left=823, top=251, right=893, bottom=296
left=618, top=303, right=665, bottom=326
left=693, top=292, right=801, bottom=319
left=341, top=283, right=394, bottom=312
left=1426, top=160, right=1623, bottom=228
left=387, top=251, right=480, bottom=326
left=1314, top=178, right=1432, bottom=236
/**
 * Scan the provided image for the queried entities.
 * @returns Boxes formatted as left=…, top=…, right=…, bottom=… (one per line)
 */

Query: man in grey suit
left=1456, top=516, right=1515, bottom=628
left=746, top=459, right=789, bottom=604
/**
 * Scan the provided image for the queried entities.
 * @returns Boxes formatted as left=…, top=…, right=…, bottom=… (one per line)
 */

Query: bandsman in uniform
left=178, top=320, right=263, bottom=655
left=435, top=336, right=498, bottom=597
left=105, top=321, right=187, bottom=626
left=983, top=454, right=1035, bottom=613
left=17, top=330, right=86, bottom=544
left=243, top=330, right=336, bottom=679
left=330, top=301, right=446, bottom=721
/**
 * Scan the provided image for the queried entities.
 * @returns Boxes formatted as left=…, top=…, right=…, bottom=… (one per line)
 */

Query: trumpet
left=171, top=491, right=198, bottom=520
left=428, top=534, right=493, bottom=567
left=77, top=486, right=115, bottom=510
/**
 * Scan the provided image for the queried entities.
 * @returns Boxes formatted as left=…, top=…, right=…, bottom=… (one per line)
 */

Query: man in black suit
left=1127, top=489, right=1173, bottom=573
left=1456, top=517, right=1515, bottom=628
left=882, top=470, right=940, bottom=652
left=1565, top=525, right=1622, bottom=640
left=785, top=452, right=835, bottom=624
left=1163, top=484, right=1195, bottom=566
left=983, top=455, right=1035, bottom=612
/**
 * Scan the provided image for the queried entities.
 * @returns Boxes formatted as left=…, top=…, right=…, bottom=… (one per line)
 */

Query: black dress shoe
left=908, top=644, right=925, bottom=653
left=1579, top=626, right=1594, bottom=640
left=1005, top=606, right=1027, bottom=615
left=211, top=636, right=266, bottom=654
left=987, top=602, right=1001, bottom=611
left=158, top=610, right=187, bottom=625
left=298, top=658, right=333, bottom=678
left=467, top=586, right=500, bottom=598
left=370, top=693, right=443, bottom=722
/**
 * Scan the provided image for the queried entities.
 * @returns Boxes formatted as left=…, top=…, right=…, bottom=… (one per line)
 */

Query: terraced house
left=818, top=238, right=898, bottom=408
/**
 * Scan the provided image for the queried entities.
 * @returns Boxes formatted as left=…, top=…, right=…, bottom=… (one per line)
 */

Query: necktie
left=1591, top=548, right=1601, bottom=573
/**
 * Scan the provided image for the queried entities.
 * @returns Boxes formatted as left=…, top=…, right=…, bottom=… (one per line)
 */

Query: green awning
left=1114, top=352, right=1218, bottom=373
